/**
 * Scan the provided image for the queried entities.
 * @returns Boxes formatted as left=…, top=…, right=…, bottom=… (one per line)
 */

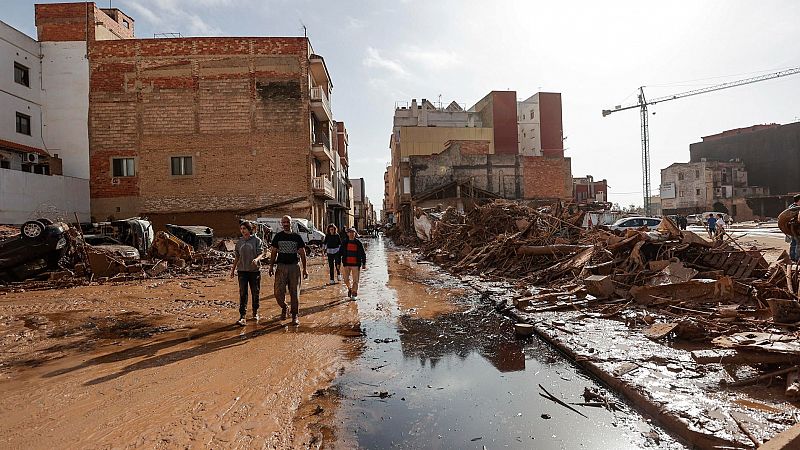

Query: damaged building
left=385, top=92, right=572, bottom=227
left=689, top=122, right=800, bottom=218
left=23, top=2, right=350, bottom=235
left=660, top=160, right=769, bottom=220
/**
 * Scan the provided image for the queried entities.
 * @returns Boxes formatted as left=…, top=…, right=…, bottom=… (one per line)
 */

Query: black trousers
left=327, top=253, right=341, bottom=280
left=238, top=271, right=261, bottom=317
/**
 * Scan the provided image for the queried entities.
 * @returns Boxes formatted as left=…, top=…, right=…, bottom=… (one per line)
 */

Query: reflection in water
left=334, top=238, right=683, bottom=449
left=398, top=305, right=526, bottom=373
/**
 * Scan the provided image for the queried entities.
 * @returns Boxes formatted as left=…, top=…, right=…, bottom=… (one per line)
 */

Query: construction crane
left=602, top=66, right=800, bottom=215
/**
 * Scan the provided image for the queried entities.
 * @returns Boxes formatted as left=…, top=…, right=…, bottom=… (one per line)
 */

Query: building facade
left=0, top=11, right=97, bottom=224
left=386, top=91, right=571, bottom=228
left=573, top=175, right=608, bottom=204
left=517, top=92, right=564, bottom=157
left=660, top=160, right=768, bottom=220
left=689, top=122, right=800, bottom=217
left=26, top=2, right=344, bottom=235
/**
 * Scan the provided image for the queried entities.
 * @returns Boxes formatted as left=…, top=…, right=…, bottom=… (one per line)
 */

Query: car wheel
left=21, top=220, right=45, bottom=239
left=37, top=218, right=54, bottom=225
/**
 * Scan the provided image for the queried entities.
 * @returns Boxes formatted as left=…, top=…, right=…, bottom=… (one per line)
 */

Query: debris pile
left=1, top=223, right=233, bottom=292
left=393, top=200, right=800, bottom=400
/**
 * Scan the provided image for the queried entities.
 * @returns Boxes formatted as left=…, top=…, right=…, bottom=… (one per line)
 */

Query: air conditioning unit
left=24, top=153, right=39, bottom=164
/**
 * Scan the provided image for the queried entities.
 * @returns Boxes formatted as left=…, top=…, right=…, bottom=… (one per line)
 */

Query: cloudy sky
left=6, top=0, right=800, bottom=210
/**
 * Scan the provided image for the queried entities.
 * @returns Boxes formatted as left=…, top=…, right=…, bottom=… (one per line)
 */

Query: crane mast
left=603, top=66, right=800, bottom=215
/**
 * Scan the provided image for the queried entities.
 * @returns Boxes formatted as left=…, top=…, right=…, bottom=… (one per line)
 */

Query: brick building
left=33, top=2, right=346, bottom=235
left=385, top=91, right=571, bottom=227
left=573, top=175, right=608, bottom=204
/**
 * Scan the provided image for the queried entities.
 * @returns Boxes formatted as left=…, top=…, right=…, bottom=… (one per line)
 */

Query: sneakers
left=254, top=312, right=260, bottom=323
left=337, top=274, right=342, bottom=281
left=351, top=292, right=358, bottom=301
left=237, top=316, right=246, bottom=326
left=329, top=278, right=335, bottom=285
left=280, top=308, right=288, bottom=320
left=291, top=314, right=299, bottom=326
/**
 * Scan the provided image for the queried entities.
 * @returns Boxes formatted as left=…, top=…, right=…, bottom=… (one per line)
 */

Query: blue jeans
left=791, top=238, right=798, bottom=262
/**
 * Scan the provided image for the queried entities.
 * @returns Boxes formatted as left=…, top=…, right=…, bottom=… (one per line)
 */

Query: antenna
left=300, top=20, right=307, bottom=37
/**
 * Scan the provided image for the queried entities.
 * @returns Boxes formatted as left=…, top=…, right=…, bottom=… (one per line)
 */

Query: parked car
left=608, top=216, right=662, bottom=231
left=82, top=235, right=141, bottom=263
left=255, top=217, right=325, bottom=245
left=166, top=224, right=214, bottom=250
left=0, top=220, right=69, bottom=281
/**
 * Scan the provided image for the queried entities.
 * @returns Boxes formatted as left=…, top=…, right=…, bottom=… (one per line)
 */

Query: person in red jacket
left=340, top=227, right=366, bottom=300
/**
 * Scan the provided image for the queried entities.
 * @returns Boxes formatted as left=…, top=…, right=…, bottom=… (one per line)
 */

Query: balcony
left=312, top=176, right=335, bottom=199
left=310, top=86, right=332, bottom=122
left=312, top=139, right=333, bottom=163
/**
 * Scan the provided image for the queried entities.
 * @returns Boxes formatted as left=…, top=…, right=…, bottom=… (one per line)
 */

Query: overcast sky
left=6, top=0, right=800, bottom=211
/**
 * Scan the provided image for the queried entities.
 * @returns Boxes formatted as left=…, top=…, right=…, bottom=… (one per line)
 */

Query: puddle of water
left=333, top=238, right=684, bottom=449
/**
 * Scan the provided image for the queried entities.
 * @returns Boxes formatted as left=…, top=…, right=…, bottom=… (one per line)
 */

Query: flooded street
left=333, top=238, right=684, bottom=449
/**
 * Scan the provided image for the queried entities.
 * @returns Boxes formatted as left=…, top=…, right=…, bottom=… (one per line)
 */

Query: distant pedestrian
left=706, top=214, right=717, bottom=239
left=230, top=221, right=264, bottom=326
left=678, top=215, right=688, bottom=230
left=715, top=213, right=726, bottom=239
left=790, top=195, right=800, bottom=262
left=268, top=215, right=308, bottom=326
left=341, top=227, right=367, bottom=300
left=323, top=224, right=342, bottom=284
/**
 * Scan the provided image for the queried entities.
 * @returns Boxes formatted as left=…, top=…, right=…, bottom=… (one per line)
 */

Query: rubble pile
left=397, top=200, right=800, bottom=400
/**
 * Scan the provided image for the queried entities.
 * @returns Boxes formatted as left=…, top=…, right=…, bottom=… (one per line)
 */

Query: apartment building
left=0, top=11, right=100, bottom=224
left=660, top=160, right=768, bottom=220
left=385, top=91, right=572, bottom=227
left=27, top=2, right=345, bottom=235
left=516, top=92, right=564, bottom=157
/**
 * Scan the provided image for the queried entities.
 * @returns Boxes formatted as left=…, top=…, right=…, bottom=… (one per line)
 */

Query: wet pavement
left=333, top=238, right=684, bottom=449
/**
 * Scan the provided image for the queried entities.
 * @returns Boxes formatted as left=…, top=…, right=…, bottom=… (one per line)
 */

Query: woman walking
left=230, top=221, right=265, bottom=326
left=323, top=224, right=342, bottom=284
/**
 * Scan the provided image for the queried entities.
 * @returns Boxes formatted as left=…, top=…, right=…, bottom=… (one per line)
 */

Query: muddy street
left=0, top=235, right=686, bottom=448
left=331, top=238, right=683, bottom=449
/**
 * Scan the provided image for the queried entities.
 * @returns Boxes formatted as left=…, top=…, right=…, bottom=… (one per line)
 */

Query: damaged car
left=0, top=220, right=69, bottom=281
left=165, top=224, right=214, bottom=250
left=82, top=235, right=141, bottom=263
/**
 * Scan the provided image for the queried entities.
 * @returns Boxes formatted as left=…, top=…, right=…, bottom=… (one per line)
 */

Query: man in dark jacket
left=340, top=227, right=366, bottom=300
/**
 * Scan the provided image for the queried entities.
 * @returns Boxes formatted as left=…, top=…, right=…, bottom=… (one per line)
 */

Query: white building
left=517, top=93, right=542, bottom=156
left=0, top=12, right=98, bottom=224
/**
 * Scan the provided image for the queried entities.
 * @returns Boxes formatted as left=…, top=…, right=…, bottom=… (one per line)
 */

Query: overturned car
left=0, top=220, right=69, bottom=281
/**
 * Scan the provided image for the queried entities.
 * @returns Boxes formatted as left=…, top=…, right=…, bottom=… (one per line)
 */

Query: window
left=0, top=160, right=9, bottom=169
left=695, top=170, right=700, bottom=178
left=16, top=112, right=31, bottom=135
left=529, top=109, right=534, bottom=118
left=14, top=63, right=30, bottom=87
left=122, top=19, right=130, bottom=29
left=171, top=156, right=193, bottom=175
left=696, top=188, right=701, bottom=195
left=402, top=177, right=411, bottom=194
left=677, top=172, right=684, bottom=181
left=112, top=158, right=135, bottom=177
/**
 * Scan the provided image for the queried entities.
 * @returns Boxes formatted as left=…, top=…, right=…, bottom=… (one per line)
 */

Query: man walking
left=268, top=215, right=308, bottom=325
left=706, top=213, right=717, bottom=239
left=340, top=227, right=367, bottom=300
left=230, top=221, right=264, bottom=326
left=790, top=195, right=800, bottom=262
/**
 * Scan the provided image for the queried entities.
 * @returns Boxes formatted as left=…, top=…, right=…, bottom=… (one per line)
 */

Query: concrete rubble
left=388, top=200, right=800, bottom=448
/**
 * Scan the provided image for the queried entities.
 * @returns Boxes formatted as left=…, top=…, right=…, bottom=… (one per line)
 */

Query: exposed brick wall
left=88, top=37, right=315, bottom=221
left=522, top=156, right=573, bottom=200
left=35, top=2, right=134, bottom=42
left=444, top=139, right=490, bottom=155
